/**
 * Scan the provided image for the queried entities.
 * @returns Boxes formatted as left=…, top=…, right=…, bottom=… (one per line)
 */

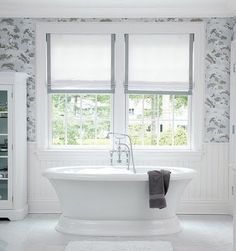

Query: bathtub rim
left=43, top=166, right=197, bottom=181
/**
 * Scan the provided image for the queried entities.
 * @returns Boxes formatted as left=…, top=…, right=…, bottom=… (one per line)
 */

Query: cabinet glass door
left=0, top=87, right=12, bottom=208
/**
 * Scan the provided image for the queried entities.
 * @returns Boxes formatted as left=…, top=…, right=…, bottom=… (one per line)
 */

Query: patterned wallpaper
left=0, top=17, right=235, bottom=142
left=205, top=18, right=235, bottom=142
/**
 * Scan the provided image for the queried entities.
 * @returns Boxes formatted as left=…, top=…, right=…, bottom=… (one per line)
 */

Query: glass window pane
left=159, top=121, right=173, bottom=146
left=81, top=95, right=96, bottom=119
left=174, top=124, right=188, bottom=146
left=96, top=121, right=111, bottom=144
left=129, top=34, right=189, bottom=83
left=144, top=121, right=158, bottom=145
left=67, top=118, right=81, bottom=145
left=51, top=34, right=111, bottom=82
left=144, top=95, right=158, bottom=119
left=129, top=95, right=143, bottom=120
left=128, top=94, right=189, bottom=148
left=52, top=118, right=65, bottom=145
left=82, top=120, right=95, bottom=145
left=51, top=94, right=112, bottom=146
left=174, top=96, right=189, bottom=120
left=159, top=95, right=173, bottom=121
left=128, top=121, right=143, bottom=145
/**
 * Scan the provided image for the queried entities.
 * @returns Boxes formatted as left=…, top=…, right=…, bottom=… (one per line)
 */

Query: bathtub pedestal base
left=56, top=215, right=182, bottom=236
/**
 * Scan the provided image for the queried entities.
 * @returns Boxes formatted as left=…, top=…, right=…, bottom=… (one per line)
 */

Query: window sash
left=46, top=33, right=116, bottom=94
left=49, top=93, right=113, bottom=147
left=127, top=94, right=191, bottom=149
left=124, top=33, right=194, bottom=95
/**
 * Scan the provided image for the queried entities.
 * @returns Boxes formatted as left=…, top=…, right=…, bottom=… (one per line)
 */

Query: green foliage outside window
left=128, top=94, right=189, bottom=147
left=51, top=93, right=189, bottom=147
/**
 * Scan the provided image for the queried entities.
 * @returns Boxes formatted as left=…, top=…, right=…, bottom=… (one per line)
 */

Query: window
left=125, top=33, right=193, bottom=148
left=128, top=94, right=190, bottom=147
left=36, top=23, right=204, bottom=151
left=51, top=94, right=112, bottom=146
left=46, top=32, right=115, bottom=147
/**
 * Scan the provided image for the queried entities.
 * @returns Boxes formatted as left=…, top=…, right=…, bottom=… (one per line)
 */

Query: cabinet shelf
left=0, top=178, right=7, bottom=181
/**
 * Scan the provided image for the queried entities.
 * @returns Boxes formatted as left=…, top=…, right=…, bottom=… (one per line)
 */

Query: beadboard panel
left=27, top=142, right=231, bottom=214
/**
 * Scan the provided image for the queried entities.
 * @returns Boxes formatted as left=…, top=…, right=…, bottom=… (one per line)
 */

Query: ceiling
left=0, top=0, right=235, bottom=18
left=0, top=0, right=227, bottom=8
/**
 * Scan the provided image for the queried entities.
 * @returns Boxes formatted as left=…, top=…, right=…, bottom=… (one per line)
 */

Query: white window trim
left=36, top=22, right=205, bottom=158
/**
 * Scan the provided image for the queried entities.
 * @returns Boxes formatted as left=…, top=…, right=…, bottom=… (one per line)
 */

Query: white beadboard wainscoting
left=27, top=142, right=231, bottom=215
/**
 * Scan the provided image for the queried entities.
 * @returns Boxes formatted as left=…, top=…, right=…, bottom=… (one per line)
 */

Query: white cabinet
left=0, top=72, right=28, bottom=220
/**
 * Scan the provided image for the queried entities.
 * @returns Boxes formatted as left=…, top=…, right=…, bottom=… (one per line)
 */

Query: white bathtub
left=43, top=166, right=196, bottom=236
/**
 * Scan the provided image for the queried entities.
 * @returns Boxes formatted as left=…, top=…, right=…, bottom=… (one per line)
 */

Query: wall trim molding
left=28, top=141, right=230, bottom=162
left=0, top=6, right=235, bottom=18
left=35, top=148, right=204, bottom=162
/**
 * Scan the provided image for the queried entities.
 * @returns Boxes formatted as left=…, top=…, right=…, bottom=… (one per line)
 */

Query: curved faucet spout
left=106, top=132, right=136, bottom=173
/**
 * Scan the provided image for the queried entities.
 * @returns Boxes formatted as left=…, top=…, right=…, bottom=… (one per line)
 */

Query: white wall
left=27, top=142, right=231, bottom=214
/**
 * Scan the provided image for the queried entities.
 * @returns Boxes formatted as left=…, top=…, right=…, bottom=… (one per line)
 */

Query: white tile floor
left=0, top=214, right=233, bottom=251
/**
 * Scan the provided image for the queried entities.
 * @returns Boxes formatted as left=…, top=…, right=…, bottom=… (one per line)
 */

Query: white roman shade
left=124, top=33, right=194, bottom=95
left=47, top=33, right=115, bottom=93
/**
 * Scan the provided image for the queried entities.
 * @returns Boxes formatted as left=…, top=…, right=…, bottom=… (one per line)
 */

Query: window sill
left=36, top=148, right=204, bottom=162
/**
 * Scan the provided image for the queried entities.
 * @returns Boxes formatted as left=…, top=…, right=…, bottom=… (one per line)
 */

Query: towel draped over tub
left=148, top=170, right=171, bottom=209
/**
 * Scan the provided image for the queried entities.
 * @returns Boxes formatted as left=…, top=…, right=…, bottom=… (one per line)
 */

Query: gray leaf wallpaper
left=0, top=17, right=235, bottom=142
left=205, top=18, right=235, bottom=142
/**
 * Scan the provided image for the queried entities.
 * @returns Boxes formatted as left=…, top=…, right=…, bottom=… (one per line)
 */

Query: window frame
left=48, top=93, right=114, bottom=149
left=126, top=94, right=192, bottom=150
left=36, top=22, right=205, bottom=153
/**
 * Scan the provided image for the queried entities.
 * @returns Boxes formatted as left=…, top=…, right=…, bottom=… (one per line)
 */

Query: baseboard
left=178, top=201, right=232, bottom=215
left=0, top=204, right=28, bottom=220
left=28, top=199, right=232, bottom=215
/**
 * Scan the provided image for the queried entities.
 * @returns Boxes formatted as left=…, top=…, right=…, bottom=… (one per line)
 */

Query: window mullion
left=80, top=95, right=83, bottom=145
left=157, top=95, right=160, bottom=146
left=142, top=95, right=144, bottom=145
left=113, top=33, right=126, bottom=135
left=171, top=96, right=175, bottom=146
left=188, top=96, right=192, bottom=150
left=95, top=95, right=98, bottom=145
left=64, top=94, right=68, bottom=145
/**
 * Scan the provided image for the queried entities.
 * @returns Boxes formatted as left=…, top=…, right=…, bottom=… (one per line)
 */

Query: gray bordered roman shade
left=46, top=33, right=116, bottom=93
left=124, top=33, right=194, bottom=95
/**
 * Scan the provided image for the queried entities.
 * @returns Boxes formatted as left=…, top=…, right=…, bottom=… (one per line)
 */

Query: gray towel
left=148, top=170, right=171, bottom=209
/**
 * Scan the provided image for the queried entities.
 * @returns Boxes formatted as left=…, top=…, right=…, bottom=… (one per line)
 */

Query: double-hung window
left=36, top=22, right=204, bottom=151
left=125, top=33, right=194, bottom=148
left=46, top=33, right=115, bottom=146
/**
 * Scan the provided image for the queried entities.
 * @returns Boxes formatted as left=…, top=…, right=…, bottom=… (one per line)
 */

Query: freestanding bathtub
left=43, top=166, right=196, bottom=236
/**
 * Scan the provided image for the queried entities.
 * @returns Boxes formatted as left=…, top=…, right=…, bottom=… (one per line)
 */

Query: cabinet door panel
left=0, top=87, right=12, bottom=209
left=0, top=180, right=8, bottom=200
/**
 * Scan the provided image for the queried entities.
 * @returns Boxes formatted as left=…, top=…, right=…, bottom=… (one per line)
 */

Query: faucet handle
left=109, top=150, right=114, bottom=166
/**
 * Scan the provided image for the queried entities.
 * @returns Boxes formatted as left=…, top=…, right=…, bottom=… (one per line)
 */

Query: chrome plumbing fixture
left=106, top=132, right=136, bottom=173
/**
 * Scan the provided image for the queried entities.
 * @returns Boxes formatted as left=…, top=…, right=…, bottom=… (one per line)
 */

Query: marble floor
left=0, top=214, right=233, bottom=251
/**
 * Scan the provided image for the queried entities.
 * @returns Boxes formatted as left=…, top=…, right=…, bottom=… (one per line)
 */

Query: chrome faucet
left=106, top=132, right=136, bottom=173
